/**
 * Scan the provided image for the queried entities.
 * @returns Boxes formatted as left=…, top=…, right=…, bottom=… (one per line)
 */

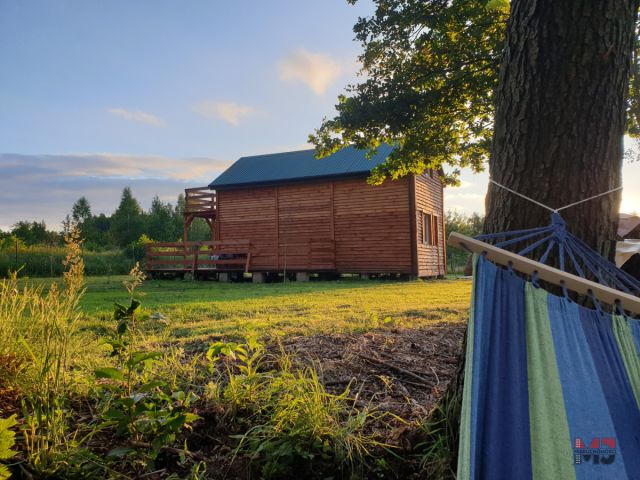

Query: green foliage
left=8, top=221, right=60, bottom=246
left=3, top=263, right=471, bottom=478
left=4, top=186, right=197, bottom=262
left=111, top=187, right=146, bottom=248
left=206, top=338, right=385, bottom=478
left=96, top=351, right=200, bottom=462
left=0, top=228, right=89, bottom=476
left=0, top=415, right=17, bottom=480
left=311, top=0, right=508, bottom=185
left=313, top=0, right=640, bottom=181
left=445, top=210, right=484, bottom=238
left=445, top=210, right=484, bottom=274
left=485, top=0, right=509, bottom=11
left=95, top=266, right=199, bottom=466
left=147, top=196, right=181, bottom=242
left=71, top=196, right=92, bottom=226
left=0, top=245, right=131, bottom=278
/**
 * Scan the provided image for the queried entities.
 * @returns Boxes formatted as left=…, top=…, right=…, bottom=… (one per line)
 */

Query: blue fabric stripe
left=627, top=318, right=640, bottom=355
left=547, top=296, right=628, bottom=479
left=469, top=257, right=532, bottom=479
left=580, top=308, right=640, bottom=475
left=467, top=256, right=493, bottom=479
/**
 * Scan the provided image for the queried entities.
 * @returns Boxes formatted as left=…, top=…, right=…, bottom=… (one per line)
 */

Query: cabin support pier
left=252, top=272, right=266, bottom=283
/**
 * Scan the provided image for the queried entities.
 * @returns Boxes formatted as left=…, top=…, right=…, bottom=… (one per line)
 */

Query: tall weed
left=0, top=227, right=86, bottom=475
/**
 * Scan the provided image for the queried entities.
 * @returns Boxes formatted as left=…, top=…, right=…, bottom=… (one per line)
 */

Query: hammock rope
left=489, top=178, right=622, bottom=213
left=482, top=180, right=639, bottom=295
left=477, top=212, right=640, bottom=295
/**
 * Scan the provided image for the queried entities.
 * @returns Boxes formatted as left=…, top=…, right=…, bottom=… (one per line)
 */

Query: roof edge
left=209, top=171, right=371, bottom=190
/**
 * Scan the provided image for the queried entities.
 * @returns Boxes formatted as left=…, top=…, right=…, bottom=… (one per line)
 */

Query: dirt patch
left=277, top=323, right=466, bottom=428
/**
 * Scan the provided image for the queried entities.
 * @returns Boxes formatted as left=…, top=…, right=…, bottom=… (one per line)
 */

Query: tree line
left=0, top=187, right=213, bottom=252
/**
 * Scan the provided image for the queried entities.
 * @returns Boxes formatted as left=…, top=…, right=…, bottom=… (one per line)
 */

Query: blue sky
left=1, top=0, right=639, bottom=230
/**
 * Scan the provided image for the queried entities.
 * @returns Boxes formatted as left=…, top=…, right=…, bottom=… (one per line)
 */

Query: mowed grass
left=20, top=275, right=472, bottom=346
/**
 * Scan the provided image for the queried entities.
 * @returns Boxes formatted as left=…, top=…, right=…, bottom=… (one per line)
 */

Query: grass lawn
left=8, top=274, right=472, bottom=479
left=23, top=275, right=472, bottom=345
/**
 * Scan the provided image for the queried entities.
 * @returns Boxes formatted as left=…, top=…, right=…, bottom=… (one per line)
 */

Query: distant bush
left=0, top=245, right=135, bottom=277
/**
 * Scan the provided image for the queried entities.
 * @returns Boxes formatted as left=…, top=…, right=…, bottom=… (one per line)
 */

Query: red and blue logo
left=574, top=437, right=616, bottom=465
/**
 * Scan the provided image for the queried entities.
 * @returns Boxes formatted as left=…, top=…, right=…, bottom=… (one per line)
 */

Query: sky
left=1, top=0, right=639, bottom=231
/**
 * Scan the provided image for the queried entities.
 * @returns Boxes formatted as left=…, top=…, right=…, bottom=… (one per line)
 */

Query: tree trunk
left=484, top=0, right=639, bottom=259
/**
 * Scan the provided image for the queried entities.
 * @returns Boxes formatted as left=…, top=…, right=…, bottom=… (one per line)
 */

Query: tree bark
left=484, top=0, right=640, bottom=259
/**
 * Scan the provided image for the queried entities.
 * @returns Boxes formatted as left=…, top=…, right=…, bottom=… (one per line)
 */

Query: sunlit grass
left=21, top=276, right=472, bottom=346
left=8, top=274, right=471, bottom=477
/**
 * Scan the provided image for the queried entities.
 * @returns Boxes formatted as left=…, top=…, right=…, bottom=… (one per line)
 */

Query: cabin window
left=422, top=212, right=438, bottom=246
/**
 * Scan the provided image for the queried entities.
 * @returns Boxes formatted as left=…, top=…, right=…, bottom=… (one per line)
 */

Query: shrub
left=0, top=245, right=133, bottom=278
left=94, top=263, right=200, bottom=469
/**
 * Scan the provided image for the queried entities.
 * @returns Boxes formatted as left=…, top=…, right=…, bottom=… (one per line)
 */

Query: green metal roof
left=209, top=144, right=394, bottom=189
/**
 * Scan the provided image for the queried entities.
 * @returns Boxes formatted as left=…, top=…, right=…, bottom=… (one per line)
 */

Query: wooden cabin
left=146, top=145, right=447, bottom=280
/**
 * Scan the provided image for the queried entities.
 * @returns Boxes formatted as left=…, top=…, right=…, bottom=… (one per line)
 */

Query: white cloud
left=107, top=108, right=164, bottom=126
left=278, top=49, right=342, bottom=95
left=0, top=153, right=232, bottom=182
left=192, top=101, right=256, bottom=126
left=0, top=153, right=234, bottom=229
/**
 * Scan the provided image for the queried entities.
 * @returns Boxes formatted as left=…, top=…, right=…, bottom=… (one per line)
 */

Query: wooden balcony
left=185, top=187, right=216, bottom=217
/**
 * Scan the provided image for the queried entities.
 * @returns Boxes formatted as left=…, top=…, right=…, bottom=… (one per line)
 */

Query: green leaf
left=126, top=351, right=162, bottom=367
left=106, top=446, right=135, bottom=458
left=138, top=380, right=167, bottom=392
left=95, top=367, right=125, bottom=381
left=117, top=321, right=127, bottom=335
left=127, top=299, right=142, bottom=315
left=183, top=413, right=201, bottom=424
left=113, top=302, right=128, bottom=320
left=102, top=409, right=126, bottom=420
left=486, top=0, right=509, bottom=11
left=162, top=414, right=187, bottom=431
left=0, top=415, right=17, bottom=462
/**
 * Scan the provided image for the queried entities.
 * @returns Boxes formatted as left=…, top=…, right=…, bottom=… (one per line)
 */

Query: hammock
left=452, top=213, right=640, bottom=480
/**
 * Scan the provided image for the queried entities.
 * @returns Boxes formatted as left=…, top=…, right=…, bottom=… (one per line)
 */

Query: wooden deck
left=145, top=239, right=337, bottom=276
left=145, top=240, right=251, bottom=276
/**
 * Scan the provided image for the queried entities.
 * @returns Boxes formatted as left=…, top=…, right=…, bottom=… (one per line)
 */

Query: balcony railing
left=185, top=187, right=216, bottom=215
left=145, top=240, right=251, bottom=273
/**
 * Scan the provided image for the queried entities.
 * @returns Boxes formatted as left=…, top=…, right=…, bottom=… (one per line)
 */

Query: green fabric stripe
left=456, top=255, right=478, bottom=480
left=524, top=284, right=575, bottom=480
left=612, top=315, right=640, bottom=409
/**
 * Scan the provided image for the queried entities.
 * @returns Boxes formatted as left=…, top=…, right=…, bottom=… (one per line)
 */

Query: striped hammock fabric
left=458, top=255, right=640, bottom=480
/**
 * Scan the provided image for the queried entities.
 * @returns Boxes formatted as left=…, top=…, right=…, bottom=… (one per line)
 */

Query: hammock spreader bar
left=475, top=214, right=640, bottom=296
left=448, top=232, right=640, bottom=316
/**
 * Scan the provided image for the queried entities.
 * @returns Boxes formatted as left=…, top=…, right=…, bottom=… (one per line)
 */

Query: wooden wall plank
left=216, top=175, right=435, bottom=274
left=414, top=172, right=446, bottom=277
